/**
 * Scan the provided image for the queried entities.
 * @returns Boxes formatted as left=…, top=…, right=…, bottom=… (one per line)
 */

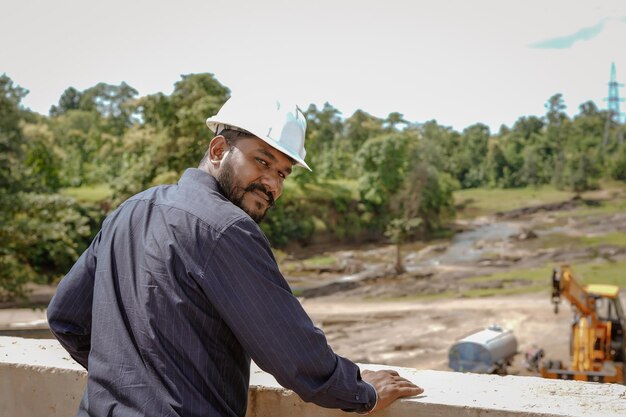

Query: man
left=47, top=96, right=423, bottom=416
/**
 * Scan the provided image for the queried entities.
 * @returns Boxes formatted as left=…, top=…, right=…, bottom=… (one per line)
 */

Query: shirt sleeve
left=195, top=218, right=377, bottom=413
left=47, top=229, right=102, bottom=369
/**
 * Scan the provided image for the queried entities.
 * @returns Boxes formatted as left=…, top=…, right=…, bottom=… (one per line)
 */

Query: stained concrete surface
left=2, top=336, right=626, bottom=417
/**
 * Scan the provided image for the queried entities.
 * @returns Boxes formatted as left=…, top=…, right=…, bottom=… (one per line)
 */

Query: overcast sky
left=2, top=0, right=626, bottom=131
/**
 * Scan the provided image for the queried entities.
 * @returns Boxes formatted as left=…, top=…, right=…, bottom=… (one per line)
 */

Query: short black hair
left=199, top=129, right=256, bottom=168
left=220, top=128, right=255, bottom=145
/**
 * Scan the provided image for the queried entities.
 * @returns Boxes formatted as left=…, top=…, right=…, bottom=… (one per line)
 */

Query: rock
left=510, top=228, right=538, bottom=241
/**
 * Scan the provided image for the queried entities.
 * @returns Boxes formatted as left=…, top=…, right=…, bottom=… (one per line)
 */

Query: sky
left=2, top=0, right=626, bottom=132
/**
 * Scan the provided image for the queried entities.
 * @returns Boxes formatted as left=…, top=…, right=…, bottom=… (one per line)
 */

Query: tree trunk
left=395, top=243, right=405, bottom=274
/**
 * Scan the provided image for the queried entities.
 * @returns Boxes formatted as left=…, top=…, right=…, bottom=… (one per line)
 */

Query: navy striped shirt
left=47, top=168, right=376, bottom=416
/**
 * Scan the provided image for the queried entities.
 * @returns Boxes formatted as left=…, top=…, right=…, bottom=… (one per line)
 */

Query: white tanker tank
left=448, top=325, right=518, bottom=374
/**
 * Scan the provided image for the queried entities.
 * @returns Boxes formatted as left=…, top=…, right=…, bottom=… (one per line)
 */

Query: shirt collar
left=178, top=168, right=222, bottom=194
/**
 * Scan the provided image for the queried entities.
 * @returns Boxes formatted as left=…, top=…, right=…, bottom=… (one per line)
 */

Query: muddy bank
left=286, top=194, right=626, bottom=300
left=290, top=191, right=626, bottom=376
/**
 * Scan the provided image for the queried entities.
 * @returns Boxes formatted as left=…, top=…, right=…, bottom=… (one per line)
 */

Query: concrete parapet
left=0, top=336, right=86, bottom=416
left=1, top=336, right=625, bottom=417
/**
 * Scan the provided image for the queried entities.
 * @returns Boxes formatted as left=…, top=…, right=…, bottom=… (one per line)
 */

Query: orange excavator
left=540, top=265, right=626, bottom=383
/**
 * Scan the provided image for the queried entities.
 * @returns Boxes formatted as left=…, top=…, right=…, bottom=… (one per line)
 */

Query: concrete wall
left=2, top=336, right=625, bottom=417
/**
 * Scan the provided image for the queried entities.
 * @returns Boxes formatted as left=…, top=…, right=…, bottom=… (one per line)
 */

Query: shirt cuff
left=357, top=381, right=378, bottom=414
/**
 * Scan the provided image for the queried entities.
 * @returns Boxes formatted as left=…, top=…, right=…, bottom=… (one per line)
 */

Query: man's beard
left=216, top=160, right=275, bottom=223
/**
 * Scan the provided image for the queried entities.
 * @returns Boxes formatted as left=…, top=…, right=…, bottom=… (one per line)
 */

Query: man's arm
left=47, top=230, right=102, bottom=369
left=197, top=219, right=422, bottom=413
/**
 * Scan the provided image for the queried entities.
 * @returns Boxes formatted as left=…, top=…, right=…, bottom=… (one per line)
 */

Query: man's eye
left=278, top=172, right=285, bottom=179
left=256, top=158, right=268, bottom=166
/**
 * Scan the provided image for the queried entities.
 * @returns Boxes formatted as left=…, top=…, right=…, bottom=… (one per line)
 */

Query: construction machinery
left=540, top=264, right=626, bottom=383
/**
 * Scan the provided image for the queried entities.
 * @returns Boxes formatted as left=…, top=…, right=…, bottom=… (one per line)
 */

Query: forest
left=1, top=72, right=625, bottom=300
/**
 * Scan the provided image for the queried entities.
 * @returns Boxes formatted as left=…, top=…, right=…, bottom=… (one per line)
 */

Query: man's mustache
left=245, top=183, right=275, bottom=207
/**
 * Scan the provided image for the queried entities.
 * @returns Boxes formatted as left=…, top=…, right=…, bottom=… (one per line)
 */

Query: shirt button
left=355, top=395, right=360, bottom=400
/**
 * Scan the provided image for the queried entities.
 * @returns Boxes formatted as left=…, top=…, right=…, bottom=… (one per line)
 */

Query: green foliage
left=303, top=102, right=346, bottom=178
left=61, top=184, right=113, bottom=203
left=139, top=73, right=230, bottom=173
left=391, top=149, right=458, bottom=236
left=356, top=133, right=412, bottom=208
left=261, top=196, right=315, bottom=248
left=21, top=122, right=62, bottom=192
left=4, top=71, right=626, bottom=303
left=0, top=193, right=95, bottom=300
left=50, top=109, right=105, bottom=186
left=610, top=145, right=626, bottom=180
left=49, top=86, right=81, bottom=116
left=457, top=124, right=490, bottom=188
left=385, top=218, right=423, bottom=244
left=0, top=73, right=28, bottom=192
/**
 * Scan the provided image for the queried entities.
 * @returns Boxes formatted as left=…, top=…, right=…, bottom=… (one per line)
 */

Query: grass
left=454, top=181, right=626, bottom=219
left=461, top=266, right=554, bottom=284
left=580, top=232, right=626, bottom=248
left=302, top=255, right=338, bottom=268
left=516, top=233, right=585, bottom=252
left=552, top=197, right=626, bottom=219
left=457, top=266, right=555, bottom=298
left=454, top=185, right=573, bottom=218
left=376, top=291, right=457, bottom=302
left=456, top=259, right=626, bottom=298
left=459, top=284, right=547, bottom=298
left=569, top=259, right=626, bottom=287
left=61, top=184, right=112, bottom=203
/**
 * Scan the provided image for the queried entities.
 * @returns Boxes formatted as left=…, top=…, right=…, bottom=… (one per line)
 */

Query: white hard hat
left=206, top=96, right=311, bottom=171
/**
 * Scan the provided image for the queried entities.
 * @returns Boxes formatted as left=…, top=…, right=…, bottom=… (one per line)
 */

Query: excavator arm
left=551, top=265, right=593, bottom=316
left=542, top=265, right=624, bottom=383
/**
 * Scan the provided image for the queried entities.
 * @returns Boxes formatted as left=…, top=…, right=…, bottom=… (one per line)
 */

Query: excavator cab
left=593, top=290, right=626, bottom=364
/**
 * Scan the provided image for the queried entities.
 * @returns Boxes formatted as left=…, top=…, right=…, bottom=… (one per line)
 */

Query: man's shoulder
left=136, top=180, right=256, bottom=237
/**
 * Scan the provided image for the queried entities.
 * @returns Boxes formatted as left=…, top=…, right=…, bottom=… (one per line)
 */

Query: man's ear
left=208, top=135, right=229, bottom=166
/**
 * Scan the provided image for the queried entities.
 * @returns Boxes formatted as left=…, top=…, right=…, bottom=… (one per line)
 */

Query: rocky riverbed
left=287, top=189, right=626, bottom=376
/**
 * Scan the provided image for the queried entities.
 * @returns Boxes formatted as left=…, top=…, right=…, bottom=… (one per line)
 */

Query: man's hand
left=361, top=369, right=423, bottom=413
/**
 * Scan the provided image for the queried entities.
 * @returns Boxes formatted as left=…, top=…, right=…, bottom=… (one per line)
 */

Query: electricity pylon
left=604, top=62, right=624, bottom=148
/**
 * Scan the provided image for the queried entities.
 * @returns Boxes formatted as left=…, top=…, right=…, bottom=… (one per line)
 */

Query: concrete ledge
left=1, top=336, right=625, bottom=416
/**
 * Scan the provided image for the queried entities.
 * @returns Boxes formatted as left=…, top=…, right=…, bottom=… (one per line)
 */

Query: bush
left=0, top=193, right=97, bottom=300
left=261, top=197, right=315, bottom=248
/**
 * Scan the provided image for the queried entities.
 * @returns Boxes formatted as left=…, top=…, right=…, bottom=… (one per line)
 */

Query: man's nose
left=261, top=173, right=282, bottom=200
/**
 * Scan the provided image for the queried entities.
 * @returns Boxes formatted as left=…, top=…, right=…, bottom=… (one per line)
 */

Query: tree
left=344, top=109, right=384, bottom=154
left=21, top=122, right=62, bottom=192
left=139, top=73, right=230, bottom=173
left=545, top=93, right=567, bottom=127
left=384, top=112, right=408, bottom=132
left=387, top=142, right=457, bottom=273
left=0, top=74, right=28, bottom=192
left=0, top=76, right=95, bottom=300
left=544, top=94, right=571, bottom=188
left=356, top=133, right=412, bottom=208
left=51, top=110, right=104, bottom=186
left=385, top=217, right=422, bottom=274
left=49, top=87, right=82, bottom=116
left=512, top=116, right=544, bottom=140
left=451, top=123, right=490, bottom=188
left=80, top=82, right=139, bottom=135
left=303, top=102, right=344, bottom=177
left=610, top=144, right=626, bottom=180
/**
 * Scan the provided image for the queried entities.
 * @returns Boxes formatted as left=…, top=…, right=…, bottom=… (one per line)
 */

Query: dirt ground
left=302, top=292, right=581, bottom=376
left=287, top=191, right=626, bottom=378
left=4, top=189, right=625, bottom=382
